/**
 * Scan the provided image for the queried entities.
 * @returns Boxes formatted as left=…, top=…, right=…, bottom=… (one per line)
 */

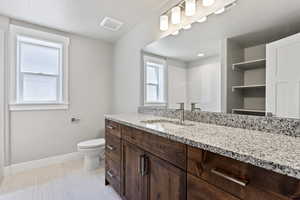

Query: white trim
left=9, top=25, right=70, bottom=110
left=9, top=103, right=69, bottom=111
left=0, top=29, right=5, bottom=180
left=143, top=54, right=168, bottom=105
left=4, top=152, right=83, bottom=176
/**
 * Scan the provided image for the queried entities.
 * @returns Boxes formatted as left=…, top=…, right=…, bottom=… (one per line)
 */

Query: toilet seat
left=78, top=138, right=105, bottom=149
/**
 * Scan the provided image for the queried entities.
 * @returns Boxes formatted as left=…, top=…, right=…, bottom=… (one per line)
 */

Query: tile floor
left=0, top=159, right=122, bottom=200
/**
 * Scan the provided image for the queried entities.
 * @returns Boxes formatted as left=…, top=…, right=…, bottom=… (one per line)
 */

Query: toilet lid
left=78, top=138, right=105, bottom=149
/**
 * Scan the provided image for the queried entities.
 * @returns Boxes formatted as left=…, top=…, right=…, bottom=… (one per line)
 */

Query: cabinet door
left=122, top=141, right=144, bottom=200
left=144, top=153, right=186, bottom=200
left=266, top=32, right=300, bottom=118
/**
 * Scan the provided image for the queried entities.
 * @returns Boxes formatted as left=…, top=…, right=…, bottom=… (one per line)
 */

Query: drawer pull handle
left=211, top=168, right=248, bottom=187
left=107, top=170, right=114, bottom=178
left=107, top=125, right=115, bottom=130
left=139, top=155, right=148, bottom=176
left=106, top=145, right=115, bottom=151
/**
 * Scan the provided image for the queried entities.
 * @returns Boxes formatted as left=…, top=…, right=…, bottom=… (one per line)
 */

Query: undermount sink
left=140, top=119, right=195, bottom=127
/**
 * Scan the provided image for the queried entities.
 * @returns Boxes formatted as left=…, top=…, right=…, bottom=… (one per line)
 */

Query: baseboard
left=4, top=152, right=83, bottom=176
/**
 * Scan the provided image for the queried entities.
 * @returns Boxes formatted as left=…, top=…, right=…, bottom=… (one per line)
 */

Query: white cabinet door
left=266, top=33, right=300, bottom=118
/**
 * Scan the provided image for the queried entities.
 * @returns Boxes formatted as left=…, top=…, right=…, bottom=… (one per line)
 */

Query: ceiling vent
left=100, top=17, right=123, bottom=31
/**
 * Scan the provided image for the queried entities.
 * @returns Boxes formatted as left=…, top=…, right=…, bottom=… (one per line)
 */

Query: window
left=144, top=55, right=167, bottom=104
left=18, top=36, right=62, bottom=103
left=9, top=25, right=69, bottom=111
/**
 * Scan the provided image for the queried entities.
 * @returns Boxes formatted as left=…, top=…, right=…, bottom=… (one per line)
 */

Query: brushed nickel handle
left=106, top=125, right=114, bottom=130
left=107, top=170, right=114, bottom=178
left=106, top=145, right=115, bottom=151
left=211, top=168, right=248, bottom=187
left=139, top=155, right=148, bottom=176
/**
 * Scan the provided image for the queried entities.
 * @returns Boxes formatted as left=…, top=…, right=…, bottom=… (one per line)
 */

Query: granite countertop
left=105, top=113, right=300, bottom=179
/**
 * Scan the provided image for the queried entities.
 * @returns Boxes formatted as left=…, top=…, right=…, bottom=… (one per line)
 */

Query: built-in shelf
left=232, top=84, right=266, bottom=91
left=232, top=109, right=266, bottom=115
left=232, top=58, right=266, bottom=71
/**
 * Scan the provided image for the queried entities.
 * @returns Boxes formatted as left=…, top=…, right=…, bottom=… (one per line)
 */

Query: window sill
left=9, top=103, right=69, bottom=111
left=144, top=102, right=167, bottom=107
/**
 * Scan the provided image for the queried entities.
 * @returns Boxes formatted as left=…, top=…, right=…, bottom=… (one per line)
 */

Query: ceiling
left=0, top=0, right=169, bottom=42
left=144, top=0, right=300, bottom=62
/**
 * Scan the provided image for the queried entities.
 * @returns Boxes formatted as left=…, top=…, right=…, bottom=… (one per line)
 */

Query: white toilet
left=77, top=138, right=105, bottom=171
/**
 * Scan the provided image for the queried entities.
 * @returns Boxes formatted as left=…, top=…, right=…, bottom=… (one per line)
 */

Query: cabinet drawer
left=105, top=157, right=121, bottom=193
left=188, top=146, right=249, bottom=198
left=187, top=174, right=241, bottom=200
left=105, top=133, right=121, bottom=163
left=245, top=165, right=300, bottom=200
left=244, top=186, right=290, bottom=200
left=122, top=126, right=187, bottom=170
left=187, top=146, right=300, bottom=199
left=105, top=120, right=121, bottom=138
left=200, top=150, right=248, bottom=198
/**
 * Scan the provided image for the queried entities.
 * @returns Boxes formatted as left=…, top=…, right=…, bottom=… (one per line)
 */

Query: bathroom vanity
left=104, top=114, right=300, bottom=200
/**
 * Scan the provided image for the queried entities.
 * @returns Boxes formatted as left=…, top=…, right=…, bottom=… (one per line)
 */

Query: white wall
left=167, top=59, right=187, bottom=109
left=0, top=15, right=9, bottom=180
left=187, top=56, right=221, bottom=112
left=112, top=0, right=181, bottom=113
left=7, top=21, right=113, bottom=164
left=112, top=19, right=159, bottom=113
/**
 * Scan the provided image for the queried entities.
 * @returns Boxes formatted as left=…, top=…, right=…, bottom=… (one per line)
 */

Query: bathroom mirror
left=142, top=1, right=300, bottom=118
left=143, top=36, right=223, bottom=113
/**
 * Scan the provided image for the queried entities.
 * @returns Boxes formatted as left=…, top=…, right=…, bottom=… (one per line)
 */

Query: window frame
left=17, top=36, right=63, bottom=104
left=9, top=25, right=70, bottom=111
left=146, top=64, right=160, bottom=100
left=143, top=54, right=167, bottom=105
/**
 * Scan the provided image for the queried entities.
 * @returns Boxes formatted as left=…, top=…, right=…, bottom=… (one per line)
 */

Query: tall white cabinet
left=266, top=33, right=300, bottom=119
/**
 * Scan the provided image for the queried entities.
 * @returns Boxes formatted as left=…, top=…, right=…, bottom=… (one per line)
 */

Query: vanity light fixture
left=160, top=0, right=238, bottom=36
left=172, top=6, right=181, bottom=24
left=198, top=53, right=205, bottom=57
left=214, top=7, right=225, bottom=14
left=197, top=16, right=207, bottom=23
left=202, top=0, right=215, bottom=7
left=185, top=0, right=196, bottom=16
left=160, top=15, right=169, bottom=31
left=183, top=24, right=192, bottom=30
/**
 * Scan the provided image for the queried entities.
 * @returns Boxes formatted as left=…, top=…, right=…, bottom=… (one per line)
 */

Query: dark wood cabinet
left=144, top=153, right=186, bottom=200
left=105, top=120, right=122, bottom=194
left=105, top=120, right=300, bottom=200
left=122, top=141, right=145, bottom=200
left=187, top=174, right=241, bottom=200
left=121, top=139, right=186, bottom=200
left=122, top=126, right=186, bottom=170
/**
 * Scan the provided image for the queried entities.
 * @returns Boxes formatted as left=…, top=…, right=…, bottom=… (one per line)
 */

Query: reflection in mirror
left=143, top=35, right=222, bottom=112
left=142, top=1, right=300, bottom=118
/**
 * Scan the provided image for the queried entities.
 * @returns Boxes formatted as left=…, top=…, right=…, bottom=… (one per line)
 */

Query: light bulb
left=202, top=0, right=215, bottom=7
left=172, top=30, right=179, bottom=35
left=183, top=24, right=192, bottom=30
left=185, top=0, right=196, bottom=16
left=214, top=7, right=225, bottom=14
left=171, top=6, right=181, bottom=24
left=160, top=15, right=169, bottom=31
left=198, top=53, right=205, bottom=57
left=197, top=16, right=207, bottom=23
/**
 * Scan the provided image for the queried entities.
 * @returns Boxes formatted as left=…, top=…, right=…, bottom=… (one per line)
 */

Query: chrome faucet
left=296, top=123, right=300, bottom=135
left=191, top=102, right=201, bottom=112
left=176, top=103, right=185, bottom=124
